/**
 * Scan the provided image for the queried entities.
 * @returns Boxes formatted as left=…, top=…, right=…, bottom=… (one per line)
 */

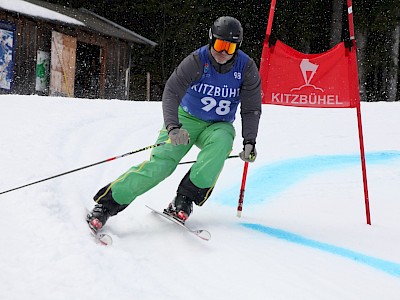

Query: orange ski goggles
left=212, top=38, right=238, bottom=55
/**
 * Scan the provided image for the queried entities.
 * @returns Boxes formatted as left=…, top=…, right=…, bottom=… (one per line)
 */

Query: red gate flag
left=259, top=0, right=371, bottom=225
left=260, top=40, right=360, bottom=108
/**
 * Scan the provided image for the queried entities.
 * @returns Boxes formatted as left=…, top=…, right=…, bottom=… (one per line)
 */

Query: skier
left=87, top=16, right=261, bottom=232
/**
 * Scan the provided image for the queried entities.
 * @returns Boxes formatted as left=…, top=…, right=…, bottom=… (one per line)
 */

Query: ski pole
left=178, top=155, right=239, bottom=165
left=0, top=141, right=168, bottom=196
left=236, top=162, right=249, bottom=218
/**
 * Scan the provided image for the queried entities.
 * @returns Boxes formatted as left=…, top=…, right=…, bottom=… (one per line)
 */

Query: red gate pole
left=356, top=105, right=371, bottom=225
left=265, top=0, right=277, bottom=44
left=347, top=0, right=371, bottom=224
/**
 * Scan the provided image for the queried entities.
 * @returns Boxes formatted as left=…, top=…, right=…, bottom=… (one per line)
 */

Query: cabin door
left=49, top=31, right=77, bottom=97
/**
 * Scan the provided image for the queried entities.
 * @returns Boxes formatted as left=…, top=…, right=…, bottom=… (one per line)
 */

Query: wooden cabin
left=0, top=0, right=156, bottom=100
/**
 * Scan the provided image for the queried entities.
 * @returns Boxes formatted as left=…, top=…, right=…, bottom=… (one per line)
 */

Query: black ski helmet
left=209, top=16, right=243, bottom=48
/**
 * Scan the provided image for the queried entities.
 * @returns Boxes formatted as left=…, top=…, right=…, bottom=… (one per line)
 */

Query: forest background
left=44, top=0, right=400, bottom=102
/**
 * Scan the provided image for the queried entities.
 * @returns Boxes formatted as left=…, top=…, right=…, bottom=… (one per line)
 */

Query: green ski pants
left=109, top=108, right=236, bottom=205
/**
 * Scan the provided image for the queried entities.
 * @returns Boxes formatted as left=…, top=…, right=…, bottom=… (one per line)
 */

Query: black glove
left=239, top=140, right=257, bottom=162
left=167, top=124, right=190, bottom=146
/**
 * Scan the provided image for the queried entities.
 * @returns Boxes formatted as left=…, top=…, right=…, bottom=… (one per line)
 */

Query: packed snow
left=1, top=95, right=400, bottom=299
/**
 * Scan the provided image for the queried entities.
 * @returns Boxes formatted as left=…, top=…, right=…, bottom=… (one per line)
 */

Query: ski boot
left=165, top=194, right=193, bottom=223
left=86, top=204, right=111, bottom=233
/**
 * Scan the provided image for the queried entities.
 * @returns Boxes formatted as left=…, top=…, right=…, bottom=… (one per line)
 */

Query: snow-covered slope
left=1, top=95, right=400, bottom=300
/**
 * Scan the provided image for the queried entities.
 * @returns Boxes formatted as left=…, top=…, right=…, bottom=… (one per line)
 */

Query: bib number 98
left=201, top=97, right=231, bottom=116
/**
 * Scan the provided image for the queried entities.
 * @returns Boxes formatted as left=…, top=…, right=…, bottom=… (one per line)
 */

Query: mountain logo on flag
left=290, top=59, right=324, bottom=92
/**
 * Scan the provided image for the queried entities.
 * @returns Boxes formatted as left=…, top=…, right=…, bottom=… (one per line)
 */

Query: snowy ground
left=1, top=95, right=400, bottom=300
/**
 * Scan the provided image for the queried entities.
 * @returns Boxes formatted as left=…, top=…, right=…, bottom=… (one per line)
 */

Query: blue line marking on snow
left=241, top=223, right=400, bottom=278
left=217, top=151, right=400, bottom=206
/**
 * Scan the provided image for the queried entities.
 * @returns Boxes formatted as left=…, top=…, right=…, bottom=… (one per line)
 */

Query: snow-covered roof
left=0, top=0, right=85, bottom=26
left=0, top=0, right=157, bottom=46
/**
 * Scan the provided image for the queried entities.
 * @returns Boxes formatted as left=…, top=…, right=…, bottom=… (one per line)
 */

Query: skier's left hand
left=239, top=141, right=257, bottom=162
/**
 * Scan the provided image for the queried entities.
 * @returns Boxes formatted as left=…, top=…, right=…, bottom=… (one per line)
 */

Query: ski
left=146, top=205, right=211, bottom=241
left=88, top=225, right=113, bottom=246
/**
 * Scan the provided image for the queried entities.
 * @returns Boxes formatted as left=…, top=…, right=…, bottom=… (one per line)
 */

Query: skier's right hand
left=167, top=124, right=190, bottom=146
